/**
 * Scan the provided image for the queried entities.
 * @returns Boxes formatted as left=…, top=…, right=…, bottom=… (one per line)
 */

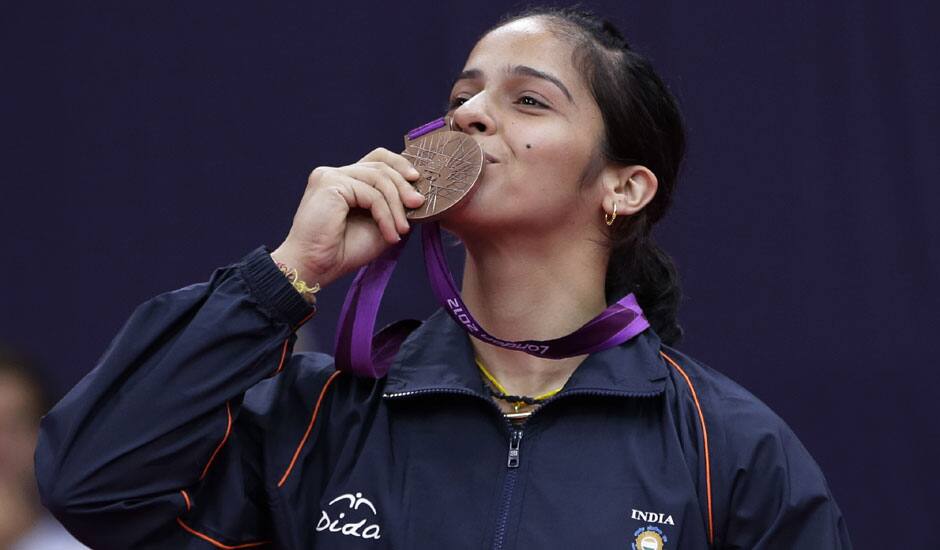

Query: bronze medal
left=401, top=124, right=483, bottom=221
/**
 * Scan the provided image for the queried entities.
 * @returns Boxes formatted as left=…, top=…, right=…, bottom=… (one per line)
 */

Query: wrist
left=276, top=262, right=320, bottom=306
left=270, top=247, right=325, bottom=305
left=270, top=246, right=322, bottom=284
left=239, top=246, right=317, bottom=327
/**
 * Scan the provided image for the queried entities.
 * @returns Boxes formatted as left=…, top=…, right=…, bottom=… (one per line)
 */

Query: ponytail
left=606, top=234, right=683, bottom=345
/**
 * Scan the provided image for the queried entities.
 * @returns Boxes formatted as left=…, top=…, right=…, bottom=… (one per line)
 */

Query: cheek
left=522, top=136, right=594, bottom=182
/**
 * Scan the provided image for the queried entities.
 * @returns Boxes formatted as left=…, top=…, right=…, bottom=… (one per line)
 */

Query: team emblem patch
left=632, top=526, right=667, bottom=550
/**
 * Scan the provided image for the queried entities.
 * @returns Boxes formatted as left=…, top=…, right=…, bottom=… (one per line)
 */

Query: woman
left=36, top=8, right=851, bottom=549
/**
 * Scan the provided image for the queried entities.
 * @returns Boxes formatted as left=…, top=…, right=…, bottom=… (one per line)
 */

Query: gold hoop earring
left=605, top=202, right=618, bottom=226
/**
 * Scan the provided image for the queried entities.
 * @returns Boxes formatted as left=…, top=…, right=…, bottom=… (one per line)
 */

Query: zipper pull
left=507, top=429, right=523, bottom=468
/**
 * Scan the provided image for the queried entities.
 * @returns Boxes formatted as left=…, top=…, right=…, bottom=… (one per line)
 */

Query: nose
left=450, top=93, right=496, bottom=135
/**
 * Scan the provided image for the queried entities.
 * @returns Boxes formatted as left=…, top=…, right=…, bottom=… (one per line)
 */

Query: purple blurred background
left=3, top=2, right=938, bottom=546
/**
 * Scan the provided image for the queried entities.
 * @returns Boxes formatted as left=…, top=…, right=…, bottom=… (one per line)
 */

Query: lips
left=484, top=152, right=499, bottom=164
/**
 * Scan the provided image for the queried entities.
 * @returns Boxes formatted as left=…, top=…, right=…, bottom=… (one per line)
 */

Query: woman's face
left=442, top=17, right=607, bottom=240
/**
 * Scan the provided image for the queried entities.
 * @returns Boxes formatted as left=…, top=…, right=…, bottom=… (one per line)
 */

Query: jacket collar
left=384, top=309, right=667, bottom=397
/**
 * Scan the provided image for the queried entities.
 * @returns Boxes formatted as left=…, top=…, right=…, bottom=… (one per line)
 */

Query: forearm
left=35, top=247, right=313, bottom=545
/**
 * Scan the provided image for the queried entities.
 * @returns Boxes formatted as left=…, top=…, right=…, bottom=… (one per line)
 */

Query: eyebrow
left=451, top=65, right=575, bottom=104
left=451, top=68, right=482, bottom=89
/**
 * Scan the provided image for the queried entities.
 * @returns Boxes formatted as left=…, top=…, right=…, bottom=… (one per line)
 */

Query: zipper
left=506, top=429, right=523, bottom=468
left=385, top=387, right=662, bottom=550
left=384, top=388, right=523, bottom=550
left=384, top=387, right=660, bottom=414
left=384, top=388, right=514, bottom=426
left=490, top=389, right=660, bottom=549
left=383, top=388, right=481, bottom=400
left=492, top=427, right=523, bottom=550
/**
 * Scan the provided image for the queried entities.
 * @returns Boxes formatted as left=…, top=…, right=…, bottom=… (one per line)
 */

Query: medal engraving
left=402, top=129, right=483, bottom=221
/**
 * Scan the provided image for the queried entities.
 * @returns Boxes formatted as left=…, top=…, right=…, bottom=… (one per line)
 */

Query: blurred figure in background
left=0, top=346, right=86, bottom=549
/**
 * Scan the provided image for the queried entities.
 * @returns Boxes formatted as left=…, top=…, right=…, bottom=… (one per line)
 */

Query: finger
left=326, top=176, right=399, bottom=243
left=359, top=147, right=421, bottom=182
left=368, top=162, right=426, bottom=210
left=342, top=177, right=401, bottom=244
left=347, top=163, right=424, bottom=221
left=341, top=165, right=411, bottom=233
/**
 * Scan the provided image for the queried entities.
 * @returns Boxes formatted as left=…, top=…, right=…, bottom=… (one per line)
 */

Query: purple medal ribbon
left=406, top=117, right=447, bottom=139
left=333, top=236, right=410, bottom=377
left=421, top=223, right=650, bottom=358
left=333, top=120, right=650, bottom=378
left=333, top=223, right=650, bottom=378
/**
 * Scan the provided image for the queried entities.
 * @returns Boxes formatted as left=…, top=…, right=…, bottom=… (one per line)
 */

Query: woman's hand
left=270, top=148, right=425, bottom=289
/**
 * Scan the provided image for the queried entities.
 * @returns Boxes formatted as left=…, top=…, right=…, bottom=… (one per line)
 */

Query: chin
left=438, top=204, right=486, bottom=238
left=440, top=206, right=522, bottom=245
left=437, top=174, right=523, bottom=237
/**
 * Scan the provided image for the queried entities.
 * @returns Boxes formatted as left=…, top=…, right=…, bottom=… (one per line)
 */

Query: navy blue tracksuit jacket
left=36, top=247, right=851, bottom=549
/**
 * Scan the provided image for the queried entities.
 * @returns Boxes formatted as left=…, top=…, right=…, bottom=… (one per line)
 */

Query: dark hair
left=490, top=7, right=686, bottom=345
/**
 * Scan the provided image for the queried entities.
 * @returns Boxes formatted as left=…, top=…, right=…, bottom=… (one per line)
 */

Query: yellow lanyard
left=475, top=357, right=563, bottom=412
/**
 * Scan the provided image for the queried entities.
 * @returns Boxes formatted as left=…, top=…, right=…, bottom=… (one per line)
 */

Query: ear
left=601, top=165, right=658, bottom=217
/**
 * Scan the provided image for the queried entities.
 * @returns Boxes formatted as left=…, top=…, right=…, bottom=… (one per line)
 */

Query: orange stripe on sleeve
left=176, top=518, right=270, bottom=548
left=660, top=351, right=715, bottom=545
left=180, top=489, right=191, bottom=512
left=273, top=339, right=290, bottom=375
left=278, top=370, right=342, bottom=487
left=200, top=401, right=233, bottom=480
left=273, top=304, right=319, bottom=377
left=295, top=309, right=316, bottom=329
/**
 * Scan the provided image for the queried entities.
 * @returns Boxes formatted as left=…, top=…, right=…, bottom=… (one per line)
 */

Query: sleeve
left=719, top=411, right=853, bottom=549
left=34, top=246, right=321, bottom=549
